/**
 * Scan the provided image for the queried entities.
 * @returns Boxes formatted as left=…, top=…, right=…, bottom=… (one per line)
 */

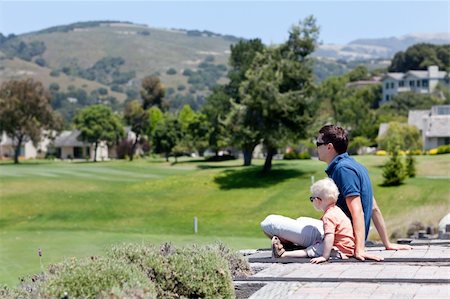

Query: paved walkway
left=236, top=241, right=450, bottom=298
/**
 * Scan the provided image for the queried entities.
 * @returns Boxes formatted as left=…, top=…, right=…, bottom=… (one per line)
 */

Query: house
left=0, top=131, right=52, bottom=160
left=53, top=130, right=109, bottom=160
left=408, top=105, right=450, bottom=150
left=380, top=65, right=449, bottom=104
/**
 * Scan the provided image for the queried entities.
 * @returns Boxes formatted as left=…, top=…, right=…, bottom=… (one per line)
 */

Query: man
left=316, top=125, right=411, bottom=260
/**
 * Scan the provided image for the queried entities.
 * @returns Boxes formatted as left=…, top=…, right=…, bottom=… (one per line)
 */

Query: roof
left=408, top=110, right=430, bottom=130
left=425, top=115, right=450, bottom=137
left=54, top=130, right=88, bottom=147
left=381, top=73, right=404, bottom=81
left=405, top=70, right=447, bottom=79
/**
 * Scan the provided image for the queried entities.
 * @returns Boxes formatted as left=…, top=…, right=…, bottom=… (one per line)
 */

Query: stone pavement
left=235, top=240, right=450, bottom=298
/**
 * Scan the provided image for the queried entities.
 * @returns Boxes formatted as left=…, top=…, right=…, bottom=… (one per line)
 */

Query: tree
left=123, top=100, right=149, bottom=161
left=377, top=122, right=422, bottom=153
left=73, top=105, right=123, bottom=162
left=238, top=16, right=320, bottom=173
left=388, top=43, right=450, bottom=73
left=202, top=86, right=231, bottom=157
left=152, top=116, right=182, bottom=162
left=177, top=105, right=209, bottom=156
left=0, top=79, right=61, bottom=164
left=223, top=39, right=265, bottom=165
left=346, top=65, right=370, bottom=82
left=140, top=76, right=165, bottom=110
left=382, top=149, right=407, bottom=186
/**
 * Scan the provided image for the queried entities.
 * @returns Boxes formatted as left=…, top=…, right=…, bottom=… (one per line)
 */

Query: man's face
left=316, top=135, right=328, bottom=162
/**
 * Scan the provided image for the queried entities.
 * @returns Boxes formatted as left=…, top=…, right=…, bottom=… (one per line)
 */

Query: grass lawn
left=0, top=155, right=449, bottom=286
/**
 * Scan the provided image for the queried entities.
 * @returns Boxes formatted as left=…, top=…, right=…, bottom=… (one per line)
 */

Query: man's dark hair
left=318, top=125, right=348, bottom=154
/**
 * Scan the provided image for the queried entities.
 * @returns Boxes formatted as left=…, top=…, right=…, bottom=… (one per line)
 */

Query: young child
left=272, top=178, right=355, bottom=263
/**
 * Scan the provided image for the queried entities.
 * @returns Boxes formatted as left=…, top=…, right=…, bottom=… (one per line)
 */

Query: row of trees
left=2, top=17, right=449, bottom=170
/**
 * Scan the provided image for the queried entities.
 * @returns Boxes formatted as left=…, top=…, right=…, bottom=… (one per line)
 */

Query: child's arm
left=310, top=233, right=334, bottom=264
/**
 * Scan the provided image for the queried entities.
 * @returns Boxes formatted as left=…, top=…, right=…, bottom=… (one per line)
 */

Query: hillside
left=1, top=21, right=448, bottom=120
left=0, top=21, right=236, bottom=115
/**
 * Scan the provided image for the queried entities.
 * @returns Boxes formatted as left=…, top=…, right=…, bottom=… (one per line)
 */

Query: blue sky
left=0, top=0, right=448, bottom=44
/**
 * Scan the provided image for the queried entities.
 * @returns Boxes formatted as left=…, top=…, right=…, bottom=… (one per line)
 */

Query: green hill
left=0, top=21, right=237, bottom=115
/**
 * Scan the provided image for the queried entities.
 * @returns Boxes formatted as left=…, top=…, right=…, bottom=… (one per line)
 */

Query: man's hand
left=354, top=250, right=384, bottom=262
left=385, top=242, right=413, bottom=251
left=310, top=256, right=327, bottom=264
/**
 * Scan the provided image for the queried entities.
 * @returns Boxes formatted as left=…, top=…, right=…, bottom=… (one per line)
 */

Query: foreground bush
left=3, top=257, right=156, bottom=298
left=108, top=242, right=239, bottom=298
left=3, top=243, right=246, bottom=298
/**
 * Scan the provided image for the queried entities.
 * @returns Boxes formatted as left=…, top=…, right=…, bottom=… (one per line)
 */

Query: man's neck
left=326, top=152, right=339, bottom=165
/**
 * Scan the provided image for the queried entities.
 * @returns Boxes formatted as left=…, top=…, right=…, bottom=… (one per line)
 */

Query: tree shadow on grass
left=214, top=166, right=311, bottom=190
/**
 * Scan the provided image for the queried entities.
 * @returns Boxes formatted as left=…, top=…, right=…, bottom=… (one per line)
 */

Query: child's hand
left=310, top=256, right=327, bottom=264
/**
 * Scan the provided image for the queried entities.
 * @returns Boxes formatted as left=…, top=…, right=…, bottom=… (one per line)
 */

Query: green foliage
left=405, top=154, right=416, bottom=178
left=141, top=76, right=165, bottom=110
left=0, top=38, right=46, bottom=61
left=283, top=151, right=311, bottom=160
left=8, top=257, right=156, bottom=298
left=73, top=105, right=124, bottom=161
left=346, top=65, right=370, bottom=82
left=0, top=79, right=61, bottom=164
left=382, top=150, right=407, bottom=186
left=377, top=122, right=422, bottom=152
left=436, top=144, right=450, bottom=154
left=124, top=100, right=150, bottom=160
left=108, top=243, right=237, bottom=298
left=237, top=16, right=320, bottom=172
left=152, top=115, right=182, bottom=161
left=380, top=91, right=445, bottom=117
left=166, top=68, right=177, bottom=75
left=389, top=43, right=450, bottom=72
left=348, top=136, right=371, bottom=155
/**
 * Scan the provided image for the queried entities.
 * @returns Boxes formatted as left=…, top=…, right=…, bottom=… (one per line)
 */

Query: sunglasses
left=316, top=141, right=327, bottom=147
left=309, top=196, right=321, bottom=202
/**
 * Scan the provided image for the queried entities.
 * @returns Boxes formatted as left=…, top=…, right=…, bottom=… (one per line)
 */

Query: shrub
left=9, top=257, right=156, bottom=299
left=382, top=150, right=407, bottom=186
left=437, top=144, right=450, bottom=154
left=166, top=68, right=177, bottom=75
left=283, top=151, right=311, bottom=160
left=405, top=154, right=416, bottom=178
left=107, top=242, right=237, bottom=298
left=428, top=148, right=438, bottom=155
left=375, top=150, right=387, bottom=156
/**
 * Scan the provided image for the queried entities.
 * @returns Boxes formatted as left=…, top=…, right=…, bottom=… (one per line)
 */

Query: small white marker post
left=194, top=216, right=198, bottom=234
left=311, top=175, right=315, bottom=185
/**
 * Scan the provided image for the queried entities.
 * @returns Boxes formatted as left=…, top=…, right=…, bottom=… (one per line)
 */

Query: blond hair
left=310, top=178, right=339, bottom=204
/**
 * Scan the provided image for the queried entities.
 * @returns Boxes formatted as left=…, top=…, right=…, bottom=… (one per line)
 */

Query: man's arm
left=310, top=233, right=334, bottom=264
left=346, top=195, right=384, bottom=261
left=372, top=197, right=412, bottom=250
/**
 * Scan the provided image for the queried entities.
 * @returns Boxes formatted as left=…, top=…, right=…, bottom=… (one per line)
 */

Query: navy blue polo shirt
left=325, top=153, right=373, bottom=239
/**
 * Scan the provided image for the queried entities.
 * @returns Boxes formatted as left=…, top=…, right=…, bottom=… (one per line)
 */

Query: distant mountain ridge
left=314, top=32, right=450, bottom=61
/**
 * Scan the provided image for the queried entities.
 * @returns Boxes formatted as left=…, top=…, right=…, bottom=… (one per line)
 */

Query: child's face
left=310, top=196, right=324, bottom=211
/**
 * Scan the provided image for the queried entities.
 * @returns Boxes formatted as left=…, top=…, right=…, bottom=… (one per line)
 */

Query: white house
left=381, top=65, right=449, bottom=104
left=0, top=131, right=52, bottom=160
left=53, top=130, right=109, bottom=161
left=408, top=105, right=450, bottom=150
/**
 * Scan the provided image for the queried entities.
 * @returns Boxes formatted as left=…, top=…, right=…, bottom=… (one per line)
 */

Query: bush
left=375, top=150, right=387, bottom=156
left=405, top=154, right=416, bottom=178
left=49, top=69, right=60, bottom=77
left=428, top=148, right=438, bottom=155
left=437, top=144, right=450, bottom=154
left=382, top=150, right=407, bottom=186
left=107, top=243, right=237, bottom=298
left=9, top=257, right=156, bottom=299
left=166, top=68, right=177, bottom=75
left=283, top=151, right=311, bottom=160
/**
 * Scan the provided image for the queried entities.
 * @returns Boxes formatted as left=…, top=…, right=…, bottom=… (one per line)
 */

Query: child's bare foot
left=272, top=236, right=285, bottom=258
